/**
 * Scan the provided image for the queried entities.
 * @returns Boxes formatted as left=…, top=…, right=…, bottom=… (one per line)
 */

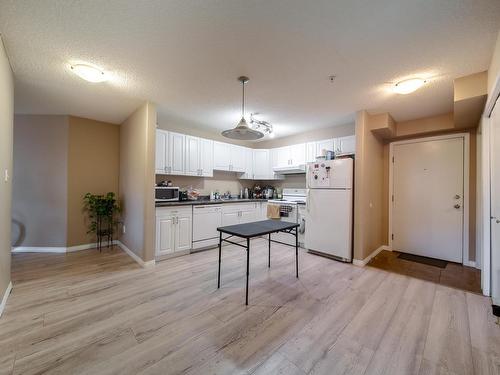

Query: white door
left=253, top=149, right=270, bottom=179
left=175, top=215, right=192, bottom=252
left=155, top=130, right=167, bottom=174
left=222, top=211, right=239, bottom=226
left=213, top=142, right=231, bottom=171
left=392, top=137, right=464, bottom=262
left=200, top=138, right=213, bottom=177
left=169, top=132, right=185, bottom=175
left=315, top=139, right=334, bottom=156
left=305, top=189, right=352, bottom=260
left=240, top=206, right=257, bottom=224
left=290, top=143, right=306, bottom=165
left=156, top=215, right=175, bottom=256
left=490, top=103, right=500, bottom=303
left=306, top=142, right=316, bottom=162
left=274, top=146, right=290, bottom=168
left=193, top=207, right=222, bottom=241
left=185, top=136, right=200, bottom=176
left=337, top=136, right=356, bottom=155
left=230, top=145, right=246, bottom=172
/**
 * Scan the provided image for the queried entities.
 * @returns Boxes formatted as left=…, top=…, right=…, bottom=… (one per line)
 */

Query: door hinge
left=392, top=156, right=394, bottom=163
left=391, top=234, right=394, bottom=240
left=391, top=194, right=394, bottom=202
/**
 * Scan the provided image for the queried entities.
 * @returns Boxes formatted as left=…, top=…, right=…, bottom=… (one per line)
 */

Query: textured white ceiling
left=0, top=0, right=499, bottom=139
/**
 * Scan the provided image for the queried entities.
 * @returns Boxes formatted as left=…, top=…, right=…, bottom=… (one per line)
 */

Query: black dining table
left=216, top=219, right=300, bottom=305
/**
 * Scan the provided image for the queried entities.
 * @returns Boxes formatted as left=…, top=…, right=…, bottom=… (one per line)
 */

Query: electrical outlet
left=4, top=169, right=9, bottom=182
left=122, top=225, right=126, bottom=234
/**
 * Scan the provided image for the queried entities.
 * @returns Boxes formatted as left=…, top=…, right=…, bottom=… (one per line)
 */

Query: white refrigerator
left=305, top=158, right=353, bottom=262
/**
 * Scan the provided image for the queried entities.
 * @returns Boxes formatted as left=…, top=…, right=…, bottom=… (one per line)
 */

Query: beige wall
left=395, top=113, right=454, bottom=138
left=67, top=116, right=120, bottom=247
left=0, top=36, right=13, bottom=305
left=254, top=122, right=355, bottom=149
left=12, top=115, right=68, bottom=248
left=120, top=102, right=156, bottom=262
left=488, top=30, right=500, bottom=95
left=353, top=111, right=386, bottom=261
left=12, top=115, right=120, bottom=249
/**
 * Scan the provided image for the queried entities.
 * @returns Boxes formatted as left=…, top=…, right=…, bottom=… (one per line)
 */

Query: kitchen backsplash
left=156, top=171, right=306, bottom=195
left=156, top=171, right=255, bottom=196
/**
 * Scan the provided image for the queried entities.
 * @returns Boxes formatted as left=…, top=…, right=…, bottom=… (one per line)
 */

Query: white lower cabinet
left=155, top=207, right=192, bottom=257
left=222, top=203, right=258, bottom=226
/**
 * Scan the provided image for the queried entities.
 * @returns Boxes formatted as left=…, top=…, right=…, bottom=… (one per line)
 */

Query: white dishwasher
left=192, top=205, right=222, bottom=250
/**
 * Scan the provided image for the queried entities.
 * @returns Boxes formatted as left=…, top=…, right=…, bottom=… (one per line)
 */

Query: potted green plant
left=83, top=192, right=121, bottom=251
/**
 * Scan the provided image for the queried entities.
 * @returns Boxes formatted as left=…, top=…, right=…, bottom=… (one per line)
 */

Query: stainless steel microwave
left=155, top=186, right=180, bottom=201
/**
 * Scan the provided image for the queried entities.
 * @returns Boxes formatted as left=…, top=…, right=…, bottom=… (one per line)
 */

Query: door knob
left=454, top=204, right=461, bottom=209
left=454, top=194, right=461, bottom=199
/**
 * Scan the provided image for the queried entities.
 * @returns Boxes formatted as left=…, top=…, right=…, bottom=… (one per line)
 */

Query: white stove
left=268, top=188, right=307, bottom=205
left=267, top=188, right=307, bottom=246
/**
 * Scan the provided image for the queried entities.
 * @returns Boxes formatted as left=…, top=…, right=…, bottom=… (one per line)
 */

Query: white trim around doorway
left=388, top=133, right=470, bottom=266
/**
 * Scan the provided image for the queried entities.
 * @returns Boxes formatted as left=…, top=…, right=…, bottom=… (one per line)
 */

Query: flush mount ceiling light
left=70, top=64, right=107, bottom=83
left=393, top=78, right=426, bottom=94
left=222, top=76, right=264, bottom=140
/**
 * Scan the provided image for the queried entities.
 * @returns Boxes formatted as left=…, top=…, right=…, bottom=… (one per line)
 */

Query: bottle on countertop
left=244, top=187, right=249, bottom=199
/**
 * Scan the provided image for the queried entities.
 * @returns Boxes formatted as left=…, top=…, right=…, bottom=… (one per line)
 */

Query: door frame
left=388, top=133, right=470, bottom=265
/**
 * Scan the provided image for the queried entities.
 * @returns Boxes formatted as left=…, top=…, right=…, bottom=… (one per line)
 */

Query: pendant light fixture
left=222, top=76, right=264, bottom=140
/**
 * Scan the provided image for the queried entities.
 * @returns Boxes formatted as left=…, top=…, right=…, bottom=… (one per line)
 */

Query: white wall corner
left=352, top=245, right=390, bottom=267
left=115, top=241, right=155, bottom=268
left=0, top=282, right=12, bottom=318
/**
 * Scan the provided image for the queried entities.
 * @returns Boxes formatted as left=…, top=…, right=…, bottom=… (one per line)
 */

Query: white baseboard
left=12, top=241, right=118, bottom=254
left=115, top=241, right=155, bottom=268
left=0, top=282, right=12, bottom=318
left=353, top=245, right=390, bottom=267
left=12, top=241, right=155, bottom=269
left=464, top=260, right=477, bottom=268
left=12, top=246, right=66, bottom=253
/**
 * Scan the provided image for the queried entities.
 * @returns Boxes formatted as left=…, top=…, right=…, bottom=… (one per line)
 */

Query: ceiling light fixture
left=250, top=113, right=273, bottom=137
left=393, top=78, right=426, bottom=94
left=222, top=76, right=264, bottom=140
left=70, top=64, right=107, bottom=83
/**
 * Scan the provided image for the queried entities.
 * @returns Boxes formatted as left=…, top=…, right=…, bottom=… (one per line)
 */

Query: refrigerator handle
left=306, top=189, right=310, bottom=212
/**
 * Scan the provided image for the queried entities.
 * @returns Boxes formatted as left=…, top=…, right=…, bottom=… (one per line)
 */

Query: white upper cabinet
left=213, top=141, right=232, bottom=171
left=240, top=147, right=254, bottom=179
left=213, top=142, right=246, bottom=172
left=289, top=143, right=306, bottom=165
left=199, top=138, right=214, bottom=177
left=185, top=136, right=214, bottom=177
left=336, top=135, right=356, bottom=155
left=230, top=145, right=246, bottom=172
left=272, top=143, right=306, bottom=169
left=253, top=149, right=270, bottom=179
left=185, top=135, right=200, bottom=176
left=315, top=139, right=335, bottom=157
left=169, top=132, right=186, bottom=175
left=155, top=130, right=168, bottom=174
left=306, top=142, right=316, bottom=163
left=274, top=146, right=290, bottom=168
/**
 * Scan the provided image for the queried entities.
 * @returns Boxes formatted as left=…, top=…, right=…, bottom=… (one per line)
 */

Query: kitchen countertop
left=155, top=198, right=269, bottom=207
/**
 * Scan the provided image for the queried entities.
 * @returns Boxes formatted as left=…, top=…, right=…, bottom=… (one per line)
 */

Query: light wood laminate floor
left=1, top=240, right=499, bottom=375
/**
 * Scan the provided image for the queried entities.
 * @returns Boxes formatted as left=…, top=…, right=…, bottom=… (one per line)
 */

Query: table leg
left=246, top=238, right=250, bottom=305
left=295, top=228, right=299, bottom=278
left=217, top=232, right=222, bottom=289
left=268, top=233, right=271, bottom=268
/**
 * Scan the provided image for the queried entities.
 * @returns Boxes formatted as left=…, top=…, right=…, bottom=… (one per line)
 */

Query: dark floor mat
left=397, top=253, right=448, bottom=268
